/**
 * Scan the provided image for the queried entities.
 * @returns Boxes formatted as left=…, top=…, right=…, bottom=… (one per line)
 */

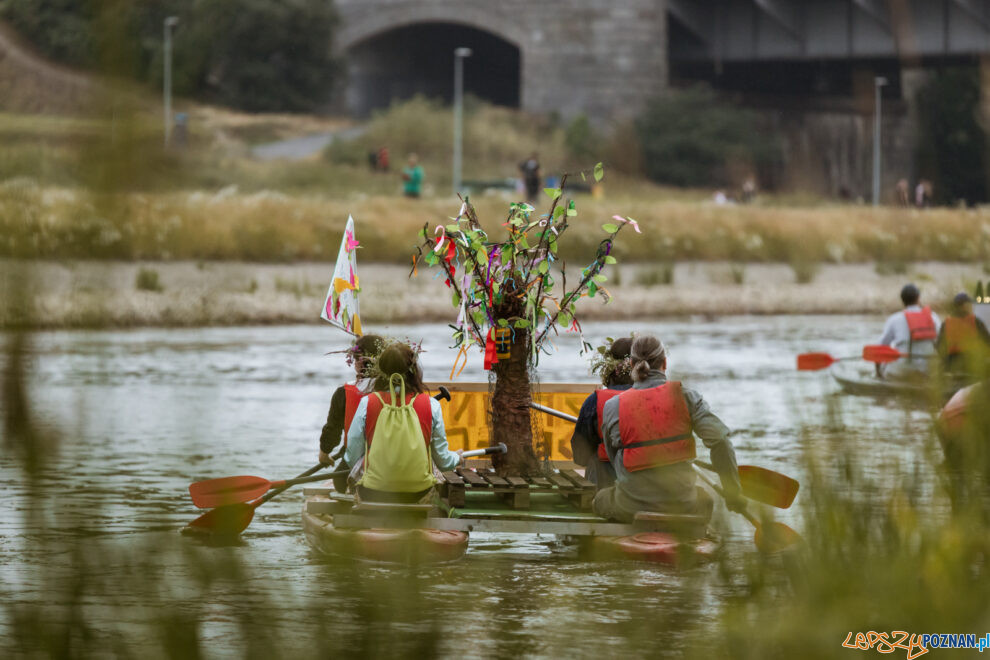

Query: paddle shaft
left=530, top=402, right=577, bottom=423
left=693, top=467, right=759, bottom=527
left=268, top=469, right=350, bottom=490
left=258, top=463, right=325, bottom=506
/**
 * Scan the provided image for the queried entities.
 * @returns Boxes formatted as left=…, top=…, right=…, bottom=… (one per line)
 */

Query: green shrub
left=135, top=267, right=162, bottom=292
left=790, top=258, right=819, bottom=284
left=635, top=85, right=781, bottom=187
left=914, top=67, right=988, bottom=206
left=1, top=0, right=339, bottom=112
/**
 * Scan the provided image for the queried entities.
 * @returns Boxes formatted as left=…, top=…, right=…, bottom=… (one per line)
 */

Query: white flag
left=321, top=215, right=362, bottom=335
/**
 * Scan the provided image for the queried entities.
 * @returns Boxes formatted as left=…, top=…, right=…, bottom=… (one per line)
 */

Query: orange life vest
left=594, top=388, right=624, bottom=462
left=617, top=382, right=696, bottom=471
left=904, top=306, right=937, bottom=351
left=340, top=384, right=364, bottom=449
left=944, top=314, right=978, bottom=356
left=364, top=392, right=433, bottom=448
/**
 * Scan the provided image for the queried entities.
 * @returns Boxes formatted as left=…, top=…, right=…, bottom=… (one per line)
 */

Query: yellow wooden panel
left=425, top=382, right=598, bottom=462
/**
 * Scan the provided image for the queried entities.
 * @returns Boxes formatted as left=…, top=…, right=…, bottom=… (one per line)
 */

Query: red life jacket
left=617, top=382, right=696, bottom=471
left=340, top=384, right=364, bottom=449
left=904, top=306, right=937, bottom=350
left=944, top=314, right=978, bottom=356
left=594, top=388, right=623, bottom=462
left=364, top=392, right=433, bottom=448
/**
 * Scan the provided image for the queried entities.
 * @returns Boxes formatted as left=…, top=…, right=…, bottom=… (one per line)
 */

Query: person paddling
left=570, top=337, right=634, bottom=489
left=937, top=292, right=990, bottom=378
left=593, top=334, right=745, bottom=523
left=318, top=334, right=386, bottom=491
left=876, top=284, right=941, bottom=380
left=345, top=342, right=463, bottom=504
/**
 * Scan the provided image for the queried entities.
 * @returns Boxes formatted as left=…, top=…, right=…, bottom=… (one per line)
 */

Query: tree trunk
left=490, top=328, right=541, bottom=476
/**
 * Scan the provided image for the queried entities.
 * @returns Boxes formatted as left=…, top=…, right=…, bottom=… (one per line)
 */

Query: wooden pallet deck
left=439, top=467, right=594, bottom=510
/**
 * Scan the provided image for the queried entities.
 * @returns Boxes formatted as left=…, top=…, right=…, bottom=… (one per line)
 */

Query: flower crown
left=588, top=337, right=633, bottom=386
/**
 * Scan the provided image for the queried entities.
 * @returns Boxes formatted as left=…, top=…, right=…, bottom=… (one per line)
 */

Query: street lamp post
left=872, top=76, right=889, bottom=206
left=163, top=16, right=179, bottom=146
left=452, top=47, right=472, bottom=196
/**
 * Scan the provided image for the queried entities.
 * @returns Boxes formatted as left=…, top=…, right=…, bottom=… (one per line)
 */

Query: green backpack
left=359, top=374, right=437, bottom=493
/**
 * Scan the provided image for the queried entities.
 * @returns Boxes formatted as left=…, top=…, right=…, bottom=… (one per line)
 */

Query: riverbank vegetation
left=2, top=177, right=988, bottom=264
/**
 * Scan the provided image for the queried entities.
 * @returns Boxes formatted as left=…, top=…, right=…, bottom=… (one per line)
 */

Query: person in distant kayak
left=570, top=337, right=634, bottom=490
left=318, top=334, right=387, bottom=491
left=593, top=334, right=745, bottom=523
left=937, top=292, right=990, bottom=376
left=876, top=283, right=942, bottom=380
left=402, top=153, right=424, bottom=198
left=345, top=342, right=463, bottom=503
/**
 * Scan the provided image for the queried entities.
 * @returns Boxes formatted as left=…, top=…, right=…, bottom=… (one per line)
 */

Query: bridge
left=336, top=0, right=990, bottom=120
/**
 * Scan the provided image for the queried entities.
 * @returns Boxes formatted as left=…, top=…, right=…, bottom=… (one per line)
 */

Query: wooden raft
left=439, top=467, right=595, bottom=510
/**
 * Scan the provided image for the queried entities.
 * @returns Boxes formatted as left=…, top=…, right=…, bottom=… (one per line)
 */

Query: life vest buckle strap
left=622, top=432, right=694, bottom=451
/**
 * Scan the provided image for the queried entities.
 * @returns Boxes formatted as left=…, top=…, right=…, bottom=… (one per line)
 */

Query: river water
left=0, top=316, right=940, bottom=658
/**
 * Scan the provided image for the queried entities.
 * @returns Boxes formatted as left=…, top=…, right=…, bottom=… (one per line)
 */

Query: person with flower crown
left=569, top=337, right=635, bottom=489
left=317, top=334, right=386, bottom=491
left=594, top=334, right=746, bottom=523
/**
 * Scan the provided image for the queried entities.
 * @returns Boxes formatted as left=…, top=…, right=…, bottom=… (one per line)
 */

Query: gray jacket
left=600, top=369, right=741, bottom=511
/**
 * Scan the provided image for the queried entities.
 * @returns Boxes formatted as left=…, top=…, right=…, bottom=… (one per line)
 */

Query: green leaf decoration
left=602, top=223, right=618, bottom=233
left=553, top=206, right=565, bottom=220
left=497, top=318, right=509, bottom=327
left=418, top=228, right=427, bottom=240
left=538, top=261, right=549, bottom=275
left=544, top=187, right=562, bottom=200
left=604, top=256, right=617, bottom=264
left=476, top=249, right=488, bottom=265
left=558, top=311, right=572, bottom=327
left=593, top=162, right=604, bottom=182
left=588, top=282, right=597, bottom=298
left=445, top=223, right=460, bottom=233
left=514, top=319, right=530, bottom=328
left=581, top=171, right=587, bottom=181
left=426, top=252, right=439, bottom=266
left=593, top=274, right=607, bottom=283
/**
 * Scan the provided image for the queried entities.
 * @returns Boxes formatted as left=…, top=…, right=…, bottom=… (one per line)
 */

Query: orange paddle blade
left=182, top=502, right=257, bottom=536
left=738, top=466, right=800, bottom=509
left=189, top=475, right=273, bottom=509
left=863, top=344, right=904, bottom=364
left=754, top=521, right=803, bottom=554
left=797, top=353, right=836, bottom=371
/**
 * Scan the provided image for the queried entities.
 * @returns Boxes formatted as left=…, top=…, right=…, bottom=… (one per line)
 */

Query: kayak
left=303, top=483, right=719, bottom=565
left=581, top=532, right=720, bottom=565
left=301, top=494, right=468, bottom=564
left=829, top=363, right=964, bottom=401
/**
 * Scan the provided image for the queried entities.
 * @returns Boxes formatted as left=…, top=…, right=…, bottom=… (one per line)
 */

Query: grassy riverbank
left=3, top=181, right=990, bottom=265
left=2, top=260, right=981, bottom=329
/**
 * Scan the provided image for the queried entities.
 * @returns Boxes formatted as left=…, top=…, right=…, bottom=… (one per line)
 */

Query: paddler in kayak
left=318, top=334, right=386, bottom=492
left=876, top=283, right=942, bottom=380
left=937, top=292, right=990, bottom=379
left=570, top=337, right=634, bottom=489
left=345, top=341, right=463, bottom=503
left=593, top=334, right=745, bottom=523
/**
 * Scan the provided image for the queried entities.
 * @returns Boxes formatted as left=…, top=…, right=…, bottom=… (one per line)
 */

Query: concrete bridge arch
left=333, top=0, right=669, bottom=121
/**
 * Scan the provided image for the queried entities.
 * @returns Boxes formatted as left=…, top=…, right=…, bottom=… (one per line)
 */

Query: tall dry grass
left=3, top=179, right=989, bottom=264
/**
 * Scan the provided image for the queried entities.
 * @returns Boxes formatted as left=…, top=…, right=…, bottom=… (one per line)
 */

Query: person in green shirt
left=402, top=153, right=424, bottom=198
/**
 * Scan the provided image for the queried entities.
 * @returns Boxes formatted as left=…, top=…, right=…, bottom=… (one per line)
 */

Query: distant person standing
left=915, top=179, right=933, bottom=208
left=519, top=153, right=541, bottom=202
left=402, top=153, right=424, bottom=199
left=895, top=179, right=910, bottom=206
left=377, top=146, right=390, bottom=172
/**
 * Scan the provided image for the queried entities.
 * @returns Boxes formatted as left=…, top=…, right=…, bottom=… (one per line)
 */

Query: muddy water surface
left=0, top=317, right=939, bottom=658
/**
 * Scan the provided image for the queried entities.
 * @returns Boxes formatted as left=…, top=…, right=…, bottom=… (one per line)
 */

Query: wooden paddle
left=797, top=345, right=904, bottom=371
left=190, top=469, right=351, bottom=509
left=693, top=467, right=802, bottom=554
left=184, top=462, right=326, bottom=536
left=528, top=401, right=799, bottom=509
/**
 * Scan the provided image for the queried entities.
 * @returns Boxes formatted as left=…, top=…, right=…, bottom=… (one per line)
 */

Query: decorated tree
left=411, top=166, right=639, bottom=476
